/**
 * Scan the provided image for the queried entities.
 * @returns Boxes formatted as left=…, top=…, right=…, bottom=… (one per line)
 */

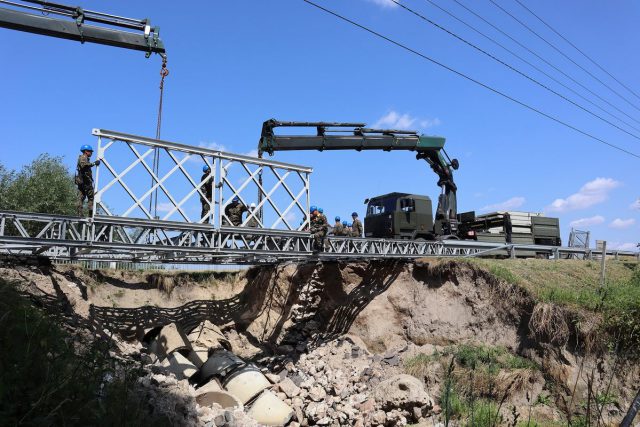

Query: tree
left=0, top=154, right=77, bottom=216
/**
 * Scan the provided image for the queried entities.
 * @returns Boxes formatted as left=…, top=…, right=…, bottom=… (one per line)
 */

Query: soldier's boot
left=88, top=209, right=94, bottom=218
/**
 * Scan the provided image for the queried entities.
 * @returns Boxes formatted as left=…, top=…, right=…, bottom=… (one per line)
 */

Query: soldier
left=351, top=211, right=363, bottom=237
left=200, top=165, right=214, bottom=223
left=75, top=144, right=100, bottom=217
left=246, top=203, right=259, bottom=228
left=318, top=207, right=328, bottom=224
left=224, top=196, right=248, bottom=226
left=346, top=222, right=352, bottom=236
left=309, top=206, right=328, bottom=251
left=332, top=216, right=344, bottom=236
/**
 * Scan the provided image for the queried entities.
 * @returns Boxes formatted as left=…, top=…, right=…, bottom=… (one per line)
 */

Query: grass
left=467, top=258, right=640, bottom=355
left=0, top=279, right=170, bottom=426
left=407, top=344, right=538, bottom=426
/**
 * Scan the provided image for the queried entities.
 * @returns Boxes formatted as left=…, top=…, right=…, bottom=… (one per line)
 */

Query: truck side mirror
left=451, top=159, right=459, bottom=170
left=364, top=198, right=370, bottom=204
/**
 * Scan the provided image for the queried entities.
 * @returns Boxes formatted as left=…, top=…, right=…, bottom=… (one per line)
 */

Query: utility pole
left=599, top=240, right=607, bottom=289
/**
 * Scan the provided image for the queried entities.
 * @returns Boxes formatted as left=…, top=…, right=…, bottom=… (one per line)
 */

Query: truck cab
left=364, top=192, right=435, bottom=239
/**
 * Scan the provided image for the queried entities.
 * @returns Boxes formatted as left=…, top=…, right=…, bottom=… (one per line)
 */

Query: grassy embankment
left=406, top=258, right=640, bottom=427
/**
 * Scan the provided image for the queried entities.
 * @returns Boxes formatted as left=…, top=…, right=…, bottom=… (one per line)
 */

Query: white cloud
left=366, top=0, right=399, bottom=8
left=371, top=111, right=441, bottom=131
left=546, top=177, right=621, bottom=213
left=609, top=242, right=639, bottom=251
left=631, top=199, right=640, bottom=210
left=480, top=196, right=525, bottom=212
left=609, top=218, right=636, bottom=229
left=569, top=215, right=605, bottom=228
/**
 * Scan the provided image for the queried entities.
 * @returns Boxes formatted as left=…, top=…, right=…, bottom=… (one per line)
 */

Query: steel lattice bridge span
left=0, top=129, right=637, bottom=264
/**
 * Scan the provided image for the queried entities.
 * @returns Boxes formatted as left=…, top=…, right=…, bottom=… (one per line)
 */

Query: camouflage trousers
left=312, top=230, right=326, bottom=251
left=77, top=184, right=94, bottom=217
left=200, top=200, right=211, bottom=223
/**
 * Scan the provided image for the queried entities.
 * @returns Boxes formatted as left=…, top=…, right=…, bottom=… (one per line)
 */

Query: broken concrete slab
left=223, top=366, right=271, bottom=405
left=187, top=346, right=209, bottom=368
left=247, top=390, right=294, bottom=426
left=188, top=320, right=230, bottom=351
left=195, top=378, right=223, bottom=395
left=152, top=322, right=192, bottom=359
left=196, top=390, right=243, bottom=410
left=161, top=351, right=198, bottom=381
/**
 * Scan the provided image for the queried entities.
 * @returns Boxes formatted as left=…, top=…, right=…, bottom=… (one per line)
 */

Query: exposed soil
left=1, top=255, right=638, bottom=426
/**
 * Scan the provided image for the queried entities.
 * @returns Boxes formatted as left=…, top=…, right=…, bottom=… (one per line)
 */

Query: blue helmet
left=310, top=205, right=317, bottom=212
left=319, top=208, right=324, bottom=213
left=80, top=144, right=93, bottom=152
left=232, top=196, right=240, bottom=202
left=351, top=212, right=358, bottom=217
left=335, top=216, right=340, bottom=221
left=202, top=164, right=210, bottom=172
left=347, top=222, right=353, bottom=227
left=342, top=221, right=347, bottom=226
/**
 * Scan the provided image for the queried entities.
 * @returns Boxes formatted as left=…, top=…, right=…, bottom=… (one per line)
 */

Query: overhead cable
left=300, top=0, right=640, bottom=159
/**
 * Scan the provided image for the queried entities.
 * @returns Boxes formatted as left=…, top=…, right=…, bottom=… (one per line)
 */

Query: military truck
left=363, top=192, right=562, bottom=246
left=364, top=192, right=438, bottom=240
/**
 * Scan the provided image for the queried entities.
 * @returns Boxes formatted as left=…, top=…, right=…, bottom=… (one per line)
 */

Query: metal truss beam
left=1, top=210, right=638, bottom=264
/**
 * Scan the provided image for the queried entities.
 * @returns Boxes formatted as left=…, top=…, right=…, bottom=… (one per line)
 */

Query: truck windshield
left=367, top=197, right=398, bottom=215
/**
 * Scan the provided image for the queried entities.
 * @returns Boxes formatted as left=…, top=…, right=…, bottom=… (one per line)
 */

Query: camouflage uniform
left=246, top=210, right=259, bottom=228
left=76, top=154, right=98, bottom=217
left=224, top=200, right=248, bottom=226
left=351, top=218, right=363, bottom=238
left=332, top=222, right=344, bottom=236
left=310, top=213, right=329, bottom=250
left=200, top=172, right=214, bottom=223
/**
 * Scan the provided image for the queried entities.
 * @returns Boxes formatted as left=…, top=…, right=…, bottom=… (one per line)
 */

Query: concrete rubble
left=134, top=320, right=436, bottom=426
left=141, top=321, right=293, bottom=426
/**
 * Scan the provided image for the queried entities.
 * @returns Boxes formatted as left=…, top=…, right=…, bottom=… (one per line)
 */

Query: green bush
left=0, top=280, right=169, bottom=426
left=0, top=154, right=77, bottom=215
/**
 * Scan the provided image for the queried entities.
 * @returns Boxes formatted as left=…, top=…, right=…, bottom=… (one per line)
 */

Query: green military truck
left=364, top=192, right=438, bottom=240
left=364, top=192, right=562, bottom=246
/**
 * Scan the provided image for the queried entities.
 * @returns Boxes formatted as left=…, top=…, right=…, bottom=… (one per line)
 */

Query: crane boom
left=259, top=119, right=461, bottom=236
left=0, top=0, right=165, bottom=57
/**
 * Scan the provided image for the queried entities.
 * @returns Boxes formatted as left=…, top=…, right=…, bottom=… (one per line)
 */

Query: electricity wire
left=300, top=0, right=640, bottom=159
left=449, top=0, right=640, bottom=127
left=386, top=0, right=640, bottom=141
left=511, top=0, right=640, bottom=102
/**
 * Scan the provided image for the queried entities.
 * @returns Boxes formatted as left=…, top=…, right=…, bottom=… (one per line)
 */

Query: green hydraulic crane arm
left=259, top=119, right=460, bottom=230
left=0, top=0, right=165, bottom=57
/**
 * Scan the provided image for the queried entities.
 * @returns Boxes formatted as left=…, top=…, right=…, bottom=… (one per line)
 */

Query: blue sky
left=0, top=0, right=638, bottom=249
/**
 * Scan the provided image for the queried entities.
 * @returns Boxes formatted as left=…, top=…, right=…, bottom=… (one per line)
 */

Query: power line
left=511, top=0, right=640, bottom=103
left=449, top=0, right=640, bottom=129
left=299, top=0, right=640, bottom=160
left=386, top=0, right=640, bottom=141
left=420, top=0, right=640, bottom=135
left=488, top=0, right=640, bottom=114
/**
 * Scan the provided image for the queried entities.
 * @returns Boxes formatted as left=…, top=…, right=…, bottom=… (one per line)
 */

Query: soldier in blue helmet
left=200, top=164, right=214, bottom=223
left=224, top=195, right=248, bottom=226
left=332, top=215, right=344, bottom=236
left=351, top=211, right=363, bottom=237
left=309, top=205, right=328, bottom=251
left=75, top=144, right=100, bottom=217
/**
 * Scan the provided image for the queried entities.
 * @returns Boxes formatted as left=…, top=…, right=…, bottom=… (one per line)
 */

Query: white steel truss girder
left=92, top=129, right=312, bottom=232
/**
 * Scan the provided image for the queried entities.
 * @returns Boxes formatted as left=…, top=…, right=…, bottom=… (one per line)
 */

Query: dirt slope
left=1, top=255, right=638, bottom=426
